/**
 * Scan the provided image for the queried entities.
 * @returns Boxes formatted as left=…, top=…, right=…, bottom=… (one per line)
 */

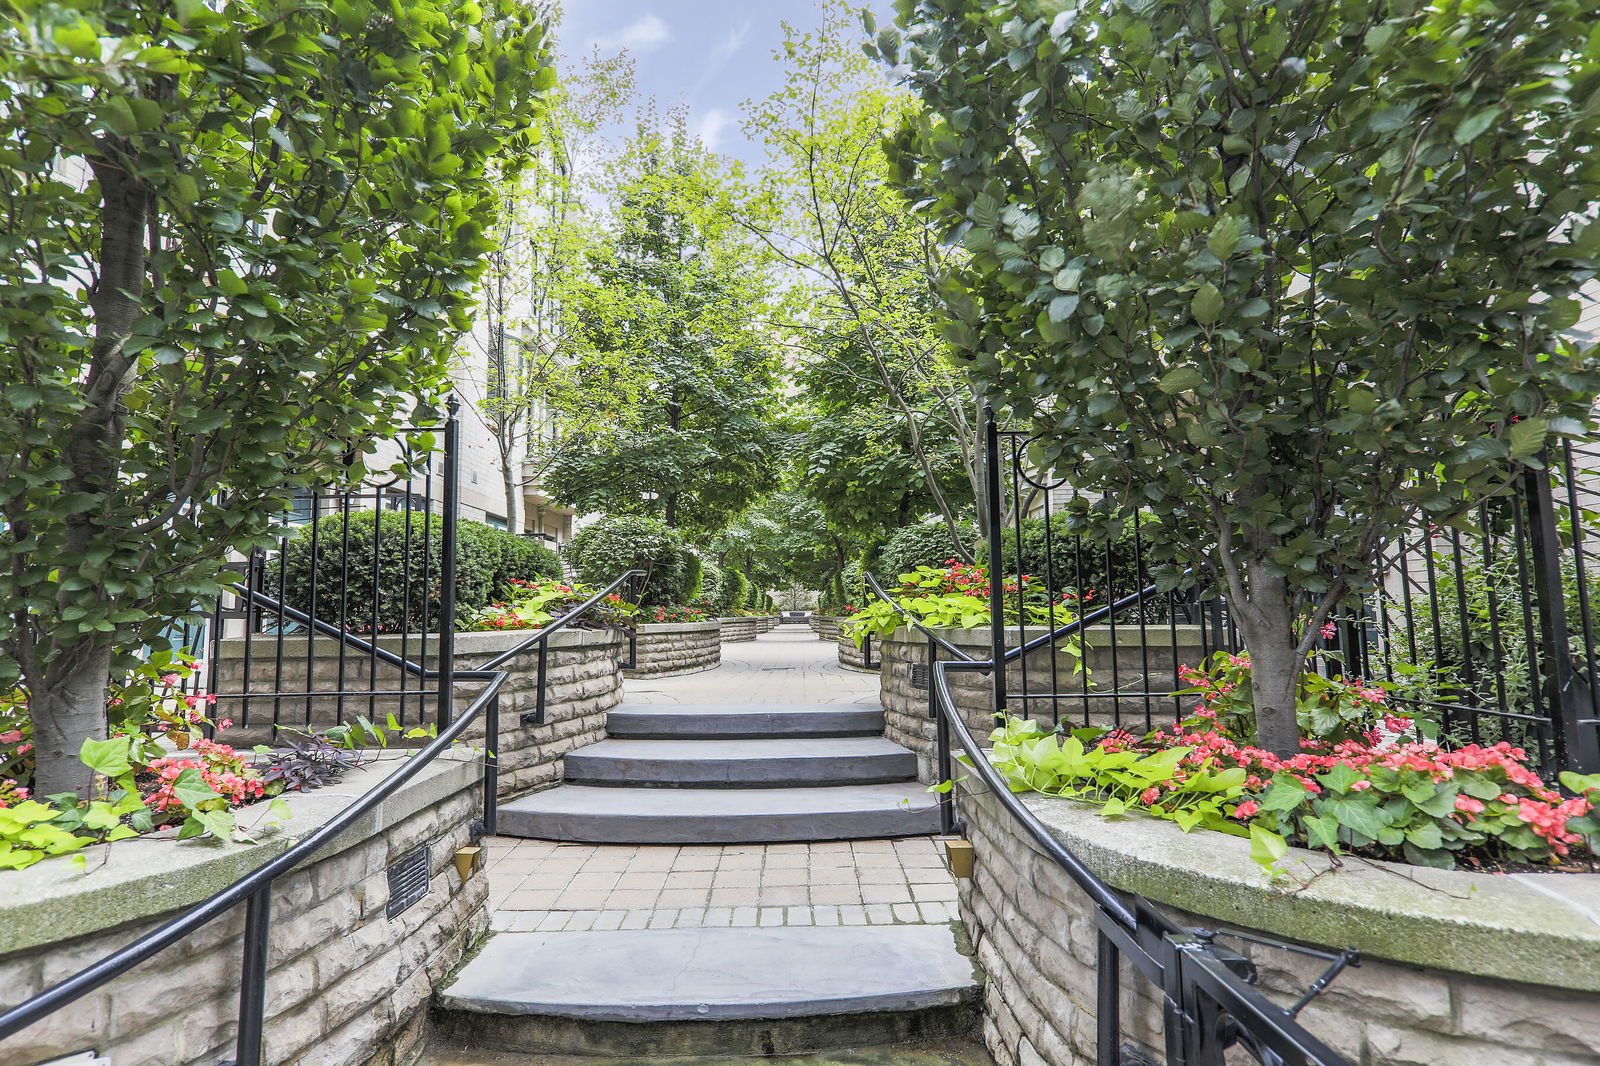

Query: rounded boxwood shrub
left=565, top=514, right=700, bottom=607
left=875, top=520, right=979, bottom=581
left=273, top=511, right=562, bottom=633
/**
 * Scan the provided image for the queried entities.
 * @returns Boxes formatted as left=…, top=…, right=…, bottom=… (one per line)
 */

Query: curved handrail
left=0, top=569, right=645, bottom=1047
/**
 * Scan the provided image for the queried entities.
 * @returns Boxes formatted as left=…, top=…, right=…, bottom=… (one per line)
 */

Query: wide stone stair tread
left=564, top=737, right=918, bottom=788
left=497, top=783, right=941, bottom=843
left=437, top=925, right=978, bottom=1023
left=607, top=702, right=884, bottom=739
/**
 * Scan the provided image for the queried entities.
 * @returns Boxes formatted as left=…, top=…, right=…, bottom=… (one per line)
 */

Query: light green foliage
left=879, top=0, right=1600, bottom=754
left=463, top=579, right=638, bottom=632
left=0, top=0, right=554, bottom=793
left=749, top=3, right=980, bottom=554
left=544, top=119, right=780, bottom=533
left=985, top=717, right=1250, bottom=837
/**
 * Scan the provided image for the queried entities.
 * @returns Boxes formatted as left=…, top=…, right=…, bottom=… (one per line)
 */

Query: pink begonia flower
left=1232, top=800, right=1260, bottom=819
left=0, top=730, right=22, bottom=744
left=1140, top=787, right=1160, bottom=805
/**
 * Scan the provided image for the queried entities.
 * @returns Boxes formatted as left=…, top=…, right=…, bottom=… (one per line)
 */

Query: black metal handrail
left=860, top=568, right=1356, bottom=1064
left=0, top=569, right=645, bottom=1063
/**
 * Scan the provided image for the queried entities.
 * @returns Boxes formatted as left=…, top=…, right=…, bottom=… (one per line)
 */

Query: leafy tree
left=459, top=50, right=636, bottom=530
left=0, top=0, right=552, bottom=794
left=544, top=116, right=780, bottom=534
left=879, top=0, right=1600, bottom=754
left=747, top=3, right=982, bottom=556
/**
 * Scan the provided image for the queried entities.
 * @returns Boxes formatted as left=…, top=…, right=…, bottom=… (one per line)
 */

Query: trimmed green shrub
left=565, top=514, right=700, bottom=607
left=713, top=568, right=750, bottom=615
left=998, top=512, right=1159, bottom=603
left=874, top=520, right=978, bottom=581
left=275, top=511, right=562, bottom=633
left=699, top=560, right=725, bottom=607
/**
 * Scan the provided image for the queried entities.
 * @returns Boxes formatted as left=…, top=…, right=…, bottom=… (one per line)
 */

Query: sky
left=553, top=0, right=894, bottom=167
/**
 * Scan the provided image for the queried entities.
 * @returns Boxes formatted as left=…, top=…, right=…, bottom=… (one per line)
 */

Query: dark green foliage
left=565, top=514, right=700, bottom=607
left=274, top=513, right=560, bottom=633
left=711, top=568, right=749, bottom=615
left=874, top=521, right=978, bottom=581
left=999, top=514, right=1160, bottom=605
left=877, top=0, right=1600, bottom=753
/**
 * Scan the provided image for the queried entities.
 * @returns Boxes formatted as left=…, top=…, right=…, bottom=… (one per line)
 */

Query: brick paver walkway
left=484, top=627, right=959, bottom=934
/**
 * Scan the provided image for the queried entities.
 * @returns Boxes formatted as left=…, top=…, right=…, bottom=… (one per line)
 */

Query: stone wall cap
left=883, top=624, right=1207, bottom=648
left=0, top=752, right=481, bottom=957
left=958, top=778, right=1600, bottom=991
left=636, top=621, right=721, bottom=633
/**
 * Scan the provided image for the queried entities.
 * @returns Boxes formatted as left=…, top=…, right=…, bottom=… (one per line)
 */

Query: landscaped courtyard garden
left=2, top=0, right=1599, bottom=1064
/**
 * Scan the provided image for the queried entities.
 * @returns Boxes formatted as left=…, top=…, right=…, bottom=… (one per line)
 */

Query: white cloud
left=693, top=107, right=735, bottom=153
left=592, top=13, right=672, bottom=55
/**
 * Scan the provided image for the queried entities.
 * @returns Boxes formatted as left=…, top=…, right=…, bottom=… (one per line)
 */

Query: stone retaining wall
left=625, top=621, right=721, bottom=677
left=809, top=616, right=841, bottom=641
left=215, top=629, right=624, bottom=798
left=0, top=754, right=488, bottom=1066
left=955, top=779, right=1600, bottom=1066
left=880, top=626, right=1207, bottom=781
left=754, top=615, right=779, bottom=633
left=837, top=630, right=875, bottom=671
left=719, top=617, right=759, bottom=643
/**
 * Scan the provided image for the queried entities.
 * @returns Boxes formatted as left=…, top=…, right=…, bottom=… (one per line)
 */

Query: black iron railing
left=0, top=407, right=643, bottom=1064
left=860, top=569, right=1357, bottom=1065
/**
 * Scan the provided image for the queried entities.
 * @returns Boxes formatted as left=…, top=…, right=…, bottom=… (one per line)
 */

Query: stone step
left=433, top=926, right=981, bottom=1056
left=607, top=702, right=884, bottom=739
left=496, top=783, right=941, bottom=843
left=564, top=737, right=918, bottom=789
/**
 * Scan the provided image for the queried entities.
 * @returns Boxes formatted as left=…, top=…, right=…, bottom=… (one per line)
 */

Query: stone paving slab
left=626, top=629, right=877, bottom=705
left=486, top=836, right=959, bottom=931
left=437, top=925, right=978, bottom=1021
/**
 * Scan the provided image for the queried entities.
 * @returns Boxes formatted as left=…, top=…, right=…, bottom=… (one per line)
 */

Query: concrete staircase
left=496, top=702, right=942, bottom=844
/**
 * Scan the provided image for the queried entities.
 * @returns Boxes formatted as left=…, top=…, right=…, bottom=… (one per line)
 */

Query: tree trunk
left=30, top=645, right=114, bottom=798
left=1230, top=567, right=1304, bottom=756
left=501, top=451, right=524, bottom=532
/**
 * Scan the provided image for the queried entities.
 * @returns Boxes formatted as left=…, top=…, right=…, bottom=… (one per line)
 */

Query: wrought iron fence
left=983, top=419, right=1600, bottom=775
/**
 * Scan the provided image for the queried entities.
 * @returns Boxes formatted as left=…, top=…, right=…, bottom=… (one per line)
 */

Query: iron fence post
left=929, top=636, right=954, bottom=835
left=437, top=404, right=460, bottom=728
left=534, top=641, right=549, bottom=725
left=1095, top=929, right=1121, bottom=1066
left=1524, top=459, right=1600, bottom=773
left=234, top=886, right=271, bottom=1066
left=483, top=692, right=500, bottom=835
left=984, top=407, right=1008, bottom=719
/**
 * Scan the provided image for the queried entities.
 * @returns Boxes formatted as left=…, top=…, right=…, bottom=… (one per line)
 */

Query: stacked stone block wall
left=809, top=616, right=842, bottom=641
left=625, top=621, right=721, bottom=677
left=754, top=615, right=779, bottom=633
left=837, top=632, right=874, bottom=671
left=879, top=626, right=1207, bottom=781
left=214, top=630, right=624, bottom=798
left=0, top=756, right=488, bottom=1066
left=719, top=617, right=759, bottom=643
left=955, top=782, right=1600, bottom=1066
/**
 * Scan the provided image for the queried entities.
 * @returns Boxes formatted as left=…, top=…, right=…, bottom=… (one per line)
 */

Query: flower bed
left=984, top=652, right=1597, bottom=874
left=0, top=658, right=372, bottom=869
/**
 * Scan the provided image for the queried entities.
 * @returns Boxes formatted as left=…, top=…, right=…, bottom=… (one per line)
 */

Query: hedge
left=273, top=511, right=563, bottom=633
left=565, top=514, right=700, bottom=607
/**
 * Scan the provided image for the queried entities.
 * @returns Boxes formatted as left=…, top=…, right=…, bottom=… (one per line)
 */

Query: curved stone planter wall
left=625, top=621, right=722, bottom=677
left=755, top=615, right=779, bottom=633
left=216, top=629, right=625, bottom=798
left=0, top=754, right=486, bottom=1066
left=837, top=631, right=874, bottom=671
left=719, top=617, right=759, bottom=643
left=879, top=626, right=1207, bottom=781
left=810, top=616, right=841, bottom=641
left=954, top=779, right=1600, bottom=1066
